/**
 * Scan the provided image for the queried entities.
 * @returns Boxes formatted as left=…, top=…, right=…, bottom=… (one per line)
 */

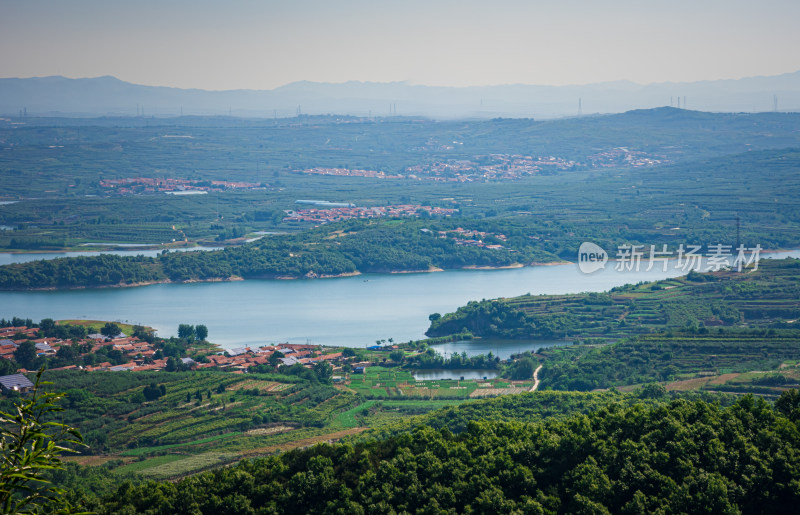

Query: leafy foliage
left=0, top=370, right=85, bottom=514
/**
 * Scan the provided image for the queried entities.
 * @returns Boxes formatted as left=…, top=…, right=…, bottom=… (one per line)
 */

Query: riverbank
left=0, top=260, right=566, bottom=291
left=9, top=254, right=792, bottom=348
left=4, top=276, right=247, bottom=292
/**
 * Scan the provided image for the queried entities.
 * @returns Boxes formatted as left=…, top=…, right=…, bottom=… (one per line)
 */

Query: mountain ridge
left=2, top=71, right=800, bottom=119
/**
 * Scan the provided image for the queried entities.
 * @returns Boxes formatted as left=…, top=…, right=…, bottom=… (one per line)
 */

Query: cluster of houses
left=298, top=153, right=579, bottom=183
left=283, top=204, right=458, bottom=224
left=1, top=325, right=171, bottom=373
left=420, top=227, right=509, bottom=250
left=405, top=153, right=578, bottom=181
left=587, top=147, right=664, bottom=168
left=0, top=324, right=363, bottom=379
left=301, top=150, right=660, bottom=185
left=198, top=344, right=349, bottom=373
left=99, top=177, right=266, bottom=195
left=299, top=167, right=404, bottom=179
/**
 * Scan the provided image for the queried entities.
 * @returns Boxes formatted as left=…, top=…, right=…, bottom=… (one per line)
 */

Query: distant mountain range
left=1, top=72, right=799, bottom=119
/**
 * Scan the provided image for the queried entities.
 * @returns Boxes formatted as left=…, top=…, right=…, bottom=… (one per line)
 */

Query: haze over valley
left=2, top=1, right=800, bottom=513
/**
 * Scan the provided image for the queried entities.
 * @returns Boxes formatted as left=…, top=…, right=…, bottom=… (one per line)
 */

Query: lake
left=412, top=369, right=500, bottom=381
left=0, top=249, right=797, bottom=353
left=432, top=339, right=573, bottom=361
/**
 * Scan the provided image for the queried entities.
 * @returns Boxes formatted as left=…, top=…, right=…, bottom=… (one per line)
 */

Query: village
left=421, top=226, right=510, bottom=250
left=297, top=149, right=663, bottom=183
left=0, top=320, right=377, bottom=388
left=0, top=319, right=537, bottom=405
left=99, top=177, right=267, bottom=195
left=282, top=203, right=458, bottom=224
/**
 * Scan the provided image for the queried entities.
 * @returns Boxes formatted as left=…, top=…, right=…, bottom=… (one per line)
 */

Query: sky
left=2, top=0, right=800, bottom=90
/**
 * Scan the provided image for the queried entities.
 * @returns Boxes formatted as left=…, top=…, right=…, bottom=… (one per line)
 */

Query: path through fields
left=531, top=365, right=543, bottom=391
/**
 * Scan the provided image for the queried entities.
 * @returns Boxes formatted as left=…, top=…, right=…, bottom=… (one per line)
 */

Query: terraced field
left=28, top=365, right=533, bottom=479
left=429, top=258, right=800, bottom=340
left=540, top=332, right=800, bottom=391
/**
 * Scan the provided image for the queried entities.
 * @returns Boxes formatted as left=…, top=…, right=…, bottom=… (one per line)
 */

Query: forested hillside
left=85, top=391, right=800, bottom=514
left=0, top=219, right=554, bottom=289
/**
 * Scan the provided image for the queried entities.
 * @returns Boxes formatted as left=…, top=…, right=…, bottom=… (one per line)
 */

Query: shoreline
left=462, top=263, right=524, bottom=270
left=0, top=261, right=563, bottom=291
left=5, top=249, right=795, bottom=291
left=0, top=244, right=221, bottom=255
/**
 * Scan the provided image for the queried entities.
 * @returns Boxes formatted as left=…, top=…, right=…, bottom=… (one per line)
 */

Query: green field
left=0, top=364, right=534, bottom=478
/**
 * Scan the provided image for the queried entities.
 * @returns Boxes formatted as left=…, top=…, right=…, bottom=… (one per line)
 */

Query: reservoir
left=412, top=369, right=500, bottom=381
left=0, top=249, right=797, bottom=352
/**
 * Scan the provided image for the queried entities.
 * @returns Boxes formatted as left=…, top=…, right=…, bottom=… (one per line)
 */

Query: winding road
left=531, top=365, right=543, bottom=391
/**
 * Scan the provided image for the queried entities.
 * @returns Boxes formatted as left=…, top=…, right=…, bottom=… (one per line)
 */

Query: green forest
left=0, top=219, right=553, bottom=288
left=55, top=390, right=800, bottom=514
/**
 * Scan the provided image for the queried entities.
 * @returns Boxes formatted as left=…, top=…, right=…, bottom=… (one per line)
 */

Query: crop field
left=346, top=367, right=524, bottom=399
left=12, top=365, right=533, bottom=479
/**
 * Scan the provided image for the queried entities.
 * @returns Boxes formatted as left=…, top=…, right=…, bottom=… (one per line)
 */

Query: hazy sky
left=2, top=0, right=800, bottom=90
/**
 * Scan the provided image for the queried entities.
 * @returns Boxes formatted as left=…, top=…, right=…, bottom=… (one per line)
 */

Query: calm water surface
left=412, top=369, right=500, bottom=381
left=433, top=339, right=573, bottom=361
left=0, top=249, right=797, bottom=353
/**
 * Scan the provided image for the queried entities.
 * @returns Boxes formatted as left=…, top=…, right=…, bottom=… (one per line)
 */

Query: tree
left=429, top=313, right=441, bottom=322
left=194, top=325, right=208, bottom=341
left=0, top=370, right=85, bottom=514
left=0, top=358, right=17, bottom=376
left=390, top=350, right=405, bottom=363
left=13, top=341, right=37, bottom=370
left=38, top=318, right=56, bottom=336
left=106, top=349, right=124, bottom=365
left=638, top=383, right=667, bottom=399
left=177, top=324, right=195, bottom=341
left=132, top=325, right=154, bottom=343
left=775, top=389, right=800, bottom=422
left=314, top=361, right=333, bottom=383
left=142, top=383, right=162, bottom=402
left=55, top=344, right=75, bottom=362
left=509, top=357, right=536, bottom=380
left=268, top=351, right=284, bottom=366
left=100, top=322, right=121, bottom=339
